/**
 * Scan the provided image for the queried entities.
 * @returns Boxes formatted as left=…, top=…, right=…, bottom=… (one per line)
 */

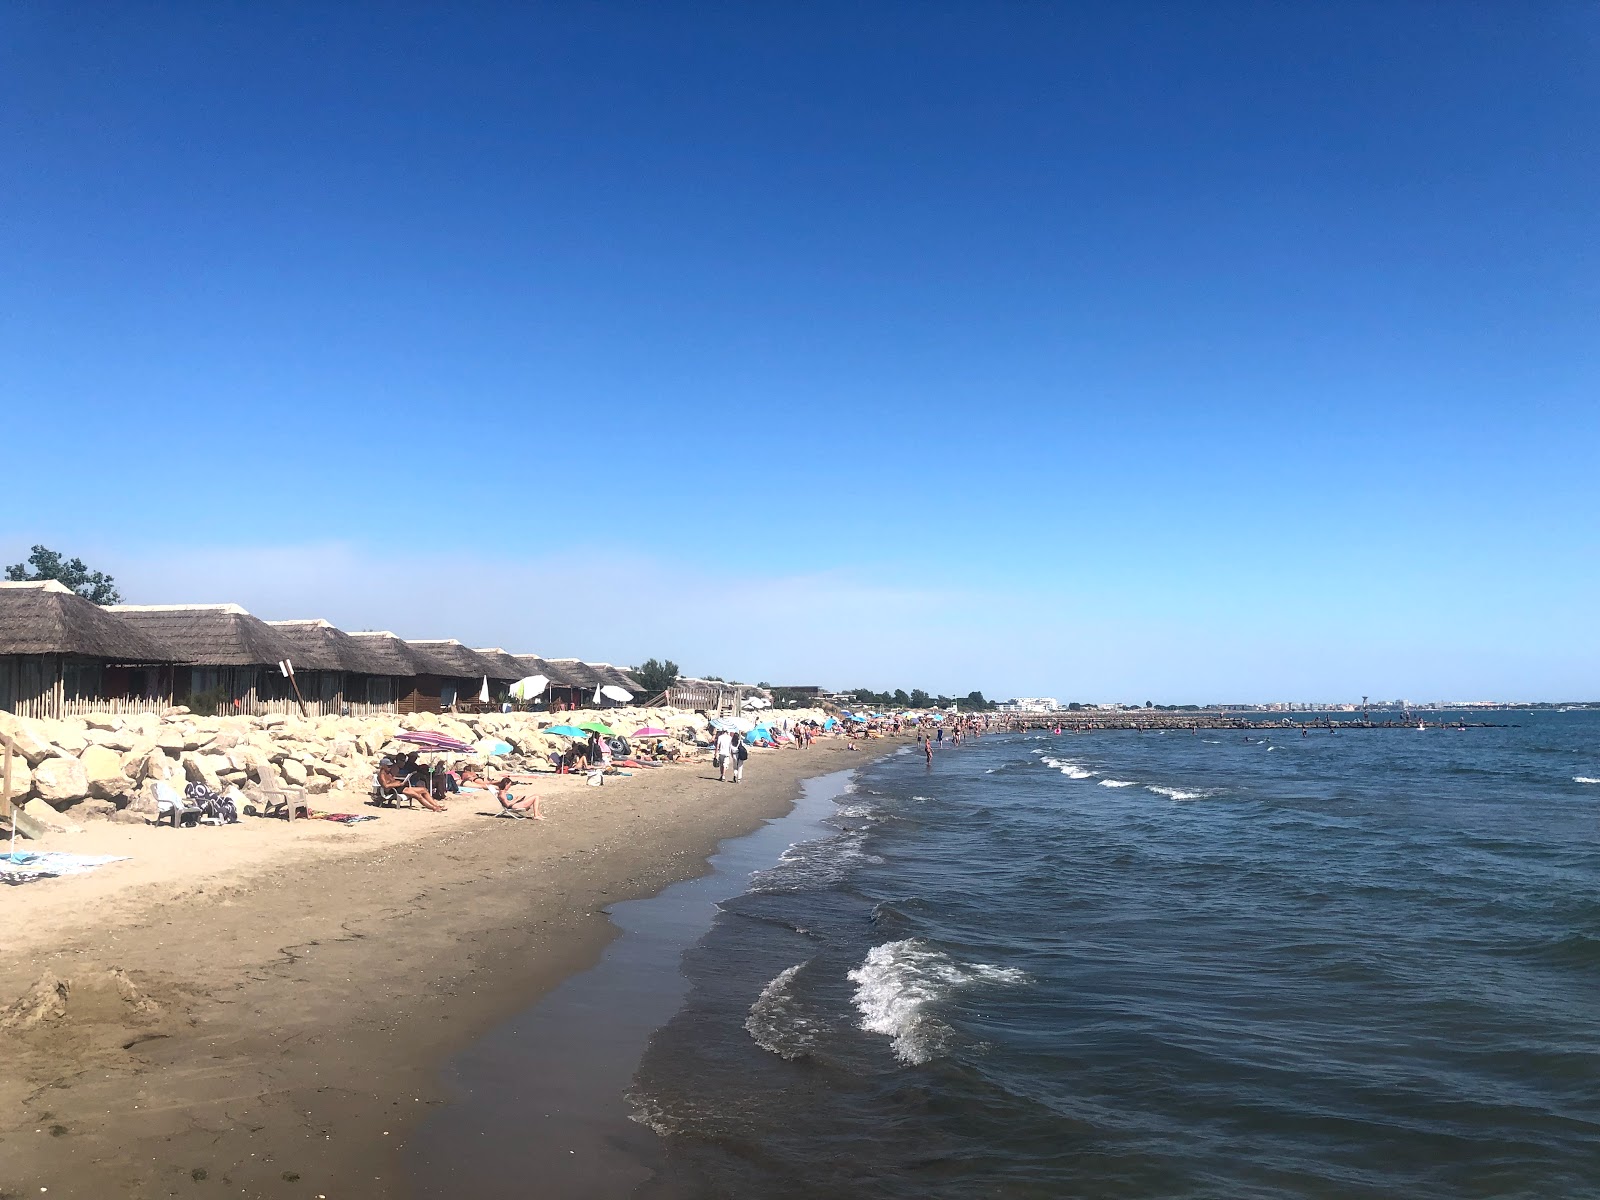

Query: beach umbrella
left=579, top=720, right=618, bottom=736
left=511, top=675, right=549, bottom=701
left=600, top=684, right=634, bottom=703
left=593, top=685, right=603, bottom=706
left=478, top=675, right=490, bottom=705
left=633, top=726, right=671, bottom=737
left=823, top=717, right=837, bottom=728
left=397, top=731, right=475, bottom=754
left=542, top=724, right=587, bottom=738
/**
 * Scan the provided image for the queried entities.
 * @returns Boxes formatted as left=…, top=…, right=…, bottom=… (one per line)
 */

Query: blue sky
left=3, top=3, right=1595, bottom=701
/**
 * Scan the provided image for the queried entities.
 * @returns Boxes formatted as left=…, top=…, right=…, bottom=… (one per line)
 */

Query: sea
left=413, top=712, right=1600, bottom=1199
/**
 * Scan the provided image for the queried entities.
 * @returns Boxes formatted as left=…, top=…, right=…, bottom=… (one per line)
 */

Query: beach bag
left=736, top=741, right=749, bottom=762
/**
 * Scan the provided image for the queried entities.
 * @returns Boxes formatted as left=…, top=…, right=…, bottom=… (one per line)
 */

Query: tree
left=632, top=658, right=680, bottom=698
left=965, top=690, right=989, bottom=709
left=892, top=688, right=911, bottom=706
left=909, top=688, right=932, bottom=708
left=5, top=544, right=121, bottom=604
left=1145, top=700, right=1154, bottom=709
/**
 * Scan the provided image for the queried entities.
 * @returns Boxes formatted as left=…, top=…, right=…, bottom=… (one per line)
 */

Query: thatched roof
left=266, top=620, right=372, bottom=673
left=0, top=581, right=174, bottom=661
left=344, top=631, right=422, bottom=677
left=590, top=662, right=643, bottom=691
left=472, top=647, right=534, bottom=680
left=405, top=639, right=509, bottom=681
left=106, top=603, right=294, bottom=667
left=544, top=658, right=601, bottom=688
left=507, top=654, right=563, bottom=683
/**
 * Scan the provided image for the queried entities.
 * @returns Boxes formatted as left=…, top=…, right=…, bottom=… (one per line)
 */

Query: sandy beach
left=0, top=739, right=882, bottom=1198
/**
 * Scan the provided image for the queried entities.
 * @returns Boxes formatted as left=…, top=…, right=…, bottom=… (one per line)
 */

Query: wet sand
left=0, top=740, right=883, bottom=1198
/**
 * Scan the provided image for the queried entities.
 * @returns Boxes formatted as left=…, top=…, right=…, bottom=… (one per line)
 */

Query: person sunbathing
left=379, top=759, right=444, bottom=812
left=456, top=763, right=495, bottom=791
left=494, top=776, right=543, bottom=820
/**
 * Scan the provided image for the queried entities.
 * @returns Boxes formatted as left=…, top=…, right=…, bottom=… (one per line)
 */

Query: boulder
left=86, top=728, right=136, bottom=752
left=79, top=744, right=130, bottom=800
left=155, top=726, right=186, bottom=753
left=258, top=714, right=287, bottom=731
left=210, top=730, right=241, bottom=752
left=181, top=753, right=222, bottom=792
left=305, top=776, right=332, bottom=795
left=279, top=758, right=308, bottom=786
left=1, top=755, right=33, bottom=800
left=0, top=714, right=60, bottom=766
left=33, top=756, right=89, bottom=808
left=78, top=798, right=119, bottom=821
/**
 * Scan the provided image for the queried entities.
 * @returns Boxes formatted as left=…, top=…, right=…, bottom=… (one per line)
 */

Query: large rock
left=155, top=725, right=186, bottom=753
left=279, top=758, right=308, bottom=786
left=0, top=714, right=59, bottom=766
left=1, top=755, right=33, bottom=801
left=79, top=744, right=129, bottom=800
left=181, top=753, right=222, bottom=792
left=33, top=756, right=89, bottom=808
left=86, top=728, right=136, bottom=752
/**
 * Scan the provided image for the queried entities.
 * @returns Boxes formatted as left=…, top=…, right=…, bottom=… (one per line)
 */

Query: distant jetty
left=999, top=713, right=1506, bottom=732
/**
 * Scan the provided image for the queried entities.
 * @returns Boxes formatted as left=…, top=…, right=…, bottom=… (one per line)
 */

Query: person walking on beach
left=732, top=731, right=748, bottom=783
left=714, top=727, right=734, bottom=782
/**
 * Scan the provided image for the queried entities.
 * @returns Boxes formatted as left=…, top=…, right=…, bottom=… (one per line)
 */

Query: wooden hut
left=264, top=619, right=402, bottom=716
left=344, top=632, right=425, bottom=712
left=0, top=581, right=175, bottom=719
left=105, top=603, right=297, bottom=716
left=541, top=658, right=601, bottom=711
left=405, top=640, right=515, bottom=711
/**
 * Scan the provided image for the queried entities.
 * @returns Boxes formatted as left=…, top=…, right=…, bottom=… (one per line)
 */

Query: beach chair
left=153, top=781, right=203, bottom=828
left=371, top=770, right=416, bottom=809
left=247, top=760, right=308, bottom=822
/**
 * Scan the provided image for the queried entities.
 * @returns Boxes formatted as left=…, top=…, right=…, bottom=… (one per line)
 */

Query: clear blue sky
left=4, top=3, right=1595, bottom=701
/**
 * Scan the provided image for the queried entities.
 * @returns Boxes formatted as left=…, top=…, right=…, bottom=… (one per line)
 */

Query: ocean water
left=622, top=714, right=1600, bottom=1199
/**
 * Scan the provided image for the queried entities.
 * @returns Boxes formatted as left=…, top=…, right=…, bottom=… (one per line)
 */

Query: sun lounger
left=153, top=781, right=204, bottom=828
left=246, top=760, right=308, bottom=821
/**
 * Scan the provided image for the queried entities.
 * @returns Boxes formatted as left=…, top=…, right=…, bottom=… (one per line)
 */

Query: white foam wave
left=1146, top=784, right=1217, bottom=801
left=750, top=828, right=874, bottom=893
left=745, top=963, right=824, bottom=1060
left=847, top=938, right=1028, bottom=1065
left=1040, top=755, right=1094, bottom=780
left=1575, top=776, right=1600, bottom=785
left=1098, top=779, right=1139, bottom=788
left=833, top=803, right=879, bottom=819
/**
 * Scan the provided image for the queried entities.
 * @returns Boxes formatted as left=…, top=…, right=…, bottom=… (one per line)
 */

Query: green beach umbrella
left=578, top=720, right=618, bottom=736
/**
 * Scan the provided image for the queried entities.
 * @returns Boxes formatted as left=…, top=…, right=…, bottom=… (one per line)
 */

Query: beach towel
left=316, top=813, right=380, bottom=825
left=0, top=852, right=129, bottom=883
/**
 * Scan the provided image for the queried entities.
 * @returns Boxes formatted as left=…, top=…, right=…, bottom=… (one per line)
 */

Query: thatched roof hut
left=472, top=647, right=534, bottom=680
left=265, top=619, right=373, bottom=673
left=0, top=581, right=172, bottom=661
left=345, top=631, right=423, bottom=677
left=545, top=658, right=602, bottom=688
left=590, top=662, right=643, bottom=692
left=107, top=604, right=295, bottom=666
left=404, top=639, right=508, bottom=681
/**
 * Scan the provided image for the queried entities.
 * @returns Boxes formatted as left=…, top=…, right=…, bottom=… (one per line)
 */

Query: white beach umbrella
left=478, top=675, right=490, bottom=705
left=511, top=675, right=549, bottom=700
left=600, top=684, right=633, bottom=703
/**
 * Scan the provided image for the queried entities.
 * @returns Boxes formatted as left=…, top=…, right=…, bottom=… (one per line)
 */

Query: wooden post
left=1, top=739, right=13, bottom=824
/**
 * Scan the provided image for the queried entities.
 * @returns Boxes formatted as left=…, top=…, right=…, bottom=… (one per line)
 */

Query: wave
left=1574, top=776, right=1600, bottom=785
left=745, top=962, right=826, bottom=1060
left=1040, top=756, right=1094, bottom=780
left=1098, top=779, right=1139, bottom=788
left=847, top=938, right=1028, bottom=1065
left=1146, top=784, right=1219, bottom=801
left=750, top=828, right=880, bottom=894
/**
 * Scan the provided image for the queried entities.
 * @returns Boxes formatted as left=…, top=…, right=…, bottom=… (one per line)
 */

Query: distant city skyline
left=4, top=4, right=1594, bottom=700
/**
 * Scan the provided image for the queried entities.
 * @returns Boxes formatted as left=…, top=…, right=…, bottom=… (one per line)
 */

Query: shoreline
left=0, top=738, right=898, bottom=1198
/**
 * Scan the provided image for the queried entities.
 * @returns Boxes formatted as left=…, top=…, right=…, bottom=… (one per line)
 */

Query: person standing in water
left=924, top=738, right=934, bottom=765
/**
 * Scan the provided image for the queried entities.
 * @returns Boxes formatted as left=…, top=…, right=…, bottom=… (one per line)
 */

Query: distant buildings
left=997, top=697, right=1062, bottom=713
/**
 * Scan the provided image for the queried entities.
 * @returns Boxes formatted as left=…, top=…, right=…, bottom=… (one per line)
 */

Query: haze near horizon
left=3, top=3, right=1594, bottom=702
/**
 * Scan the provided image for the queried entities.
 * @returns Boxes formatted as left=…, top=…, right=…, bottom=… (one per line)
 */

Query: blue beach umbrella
left=543, top=724, right=587, bottom=738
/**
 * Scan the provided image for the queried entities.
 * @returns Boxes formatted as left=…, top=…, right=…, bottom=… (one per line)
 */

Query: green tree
left=965, top=690, right=989, bottom=710
left=5, top=544, right=121, bottom=604
left=632, top=658, right=680, bottom=698
left=908, top=688, right=932, bottom=708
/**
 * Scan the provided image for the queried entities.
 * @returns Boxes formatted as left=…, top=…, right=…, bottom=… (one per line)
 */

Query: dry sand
left=0, top=740, right=884, bottom=1198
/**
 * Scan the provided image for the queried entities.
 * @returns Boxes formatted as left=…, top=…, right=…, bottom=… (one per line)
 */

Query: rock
left=78, top=798, right=119, bottom=821
left=181, top=753, right=222, bottom=792
left=33, top=756, right=89, bottom=807
left=0, top=714, right=60, bottom=766
left=210, top=730, right=241, bottom=752
left=279, top=758, right=308, bottom=786
left=259, top=714, right=287, bottom=730
left=1, top=755, right=33, bottom=800
left=79, top=744, right=130, bottom=800
left=86, top=728, right=136, bottom=752
left=182, top=727, right=213, bottom=752
left=155, top=726, right=186, bottom=753
left=305, top=776, right=332, bottom=795
left=83, top=713, right=123, bottom=731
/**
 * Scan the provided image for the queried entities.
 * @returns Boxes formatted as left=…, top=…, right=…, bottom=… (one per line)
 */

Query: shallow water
left=419, top=714, right=1600, bottom=1199
left=629, top=713, right=1600, bottom=1199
